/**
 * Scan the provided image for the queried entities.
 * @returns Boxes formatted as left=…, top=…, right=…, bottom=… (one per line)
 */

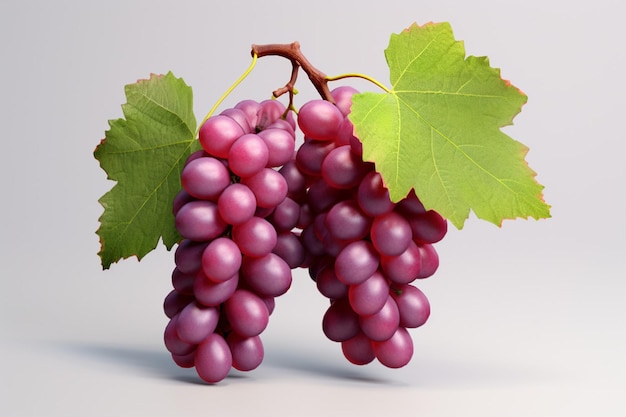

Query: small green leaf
left=349, top=22, right=551, bottom=228
left=94, top=72, right=200, bottom=269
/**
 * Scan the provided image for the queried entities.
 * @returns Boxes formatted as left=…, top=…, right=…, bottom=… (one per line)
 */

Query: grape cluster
left=163, top=99, right=303, bottom=383
left=164, top=88, right=447, bottom=383
left=294, top=87, right=447, bottom=368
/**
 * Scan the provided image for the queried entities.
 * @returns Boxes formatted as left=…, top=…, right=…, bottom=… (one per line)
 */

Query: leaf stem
left=198, top=52, right=259, bottom=130
left=326, top=72, right=392, bottom=93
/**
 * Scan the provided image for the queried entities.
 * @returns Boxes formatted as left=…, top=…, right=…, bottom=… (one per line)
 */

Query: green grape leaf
left=349, top=22, right=551, bottom=228
left=94, top=72, right=200, bottom=269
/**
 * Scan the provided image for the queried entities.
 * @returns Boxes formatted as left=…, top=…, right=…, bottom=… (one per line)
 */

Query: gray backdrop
left=1, top=0, right=624, bottom=416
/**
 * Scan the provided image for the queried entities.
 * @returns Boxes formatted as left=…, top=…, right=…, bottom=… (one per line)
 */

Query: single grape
left=199, top=115, right=245, bottom=159
left=322, top=298, right=360, bottom=342
left=194, top=272, right=239, bottom=307
left=217, top=183, right=257, bottom=225
left=201, top=237, right=242, bottom=282
left=370, top=211, right=412, bottom=257
left=176, top=301, right=220, bottom=345
left=234, top=99, right=261, bottom=128
left=357, top=171, right=394, bottom=216
left=224, top=289, right=270, bottom=337
left=175, top=200, right=227, bottom=242
left=258, top=128, right=295, bottom=167
left=181, top=156, right=230, bottom=200
left=163, top=290, right=194, bottom=319
left=174, top=239, right=207, bottom=274
left=372, top=327, right=413, bottom=369
left=358, top=295, right=400, bottom=342
left=164, top=315, right=195, bottom=356
left=315, top=262, right=349, bottom=300
left=380, top=240, right=422, bottom=284
left=296, top=139, right=337, bottom=177
left=228, top=133, right=270, bottom=178
left=241, top=253, right=292, bottom=297
left=195, top=333, right=233, bottom=383
left=325, top=199, right=371, bottom=242
left=335, top=241, right=380, bottom=285
left=390, top=284, right=430, bottom=328
left=341, top=331, right=375, bottom=365
left=348, top=270, right=389, bottom=316
left=321, top=145, right=369, bottom=189
left=268, top=197, right=300, bottom=232
left=220, top=107, right=253, bottom=133
left=297, top=99, right=344, bottom=141
left=272, top=231, right=306, bottom=269
left=232, top=216, right=277, bottom=258
left=171, top=267, right=195, bottom=295
left=416, top=243, right=439, bottom=279
left=330, top=86, right=359, bottom=116
left=241, top=168, right=288, bottom=209
left=227, top=333, right=264, bottom=372
left=409, top=210, right=448, bottom=244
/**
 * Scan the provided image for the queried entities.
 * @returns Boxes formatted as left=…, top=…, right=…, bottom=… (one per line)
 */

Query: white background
left=1, top=0, right=625, bottom=416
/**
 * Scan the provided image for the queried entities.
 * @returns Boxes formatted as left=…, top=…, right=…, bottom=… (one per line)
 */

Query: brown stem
left=251, top=42, right=335, bottom=103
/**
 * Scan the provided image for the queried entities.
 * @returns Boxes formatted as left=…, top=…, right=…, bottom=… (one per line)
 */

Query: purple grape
left=234, top=99, right=262, bottom=128
left=268, top=197, right=300, bottom=232
left=217, top=183, right=257, bottom=225
left=330, top=86, right=359, bottom=116
left=279, top=160, right=307, bottom=202
left=380, top=240, right=422, bottom=284
left=201, top=237, right=242, bottom=282
left=172, top=350, right=196, bottom=368
left=258, top=128, right=295, bottom=167
left=410, top=210, right=448, bottom=244
left=272, top=231, right=306, bottom=269
left=175, top=200, right=227, bottom=242
left=295, top=139, right=336, bottom=177
left=321, top=145, right=369, bottom=189
left=199, top=115, right=245, bottom=159
left=224, top=289, right=270, bottom=337
left=164, top=315, right=195, bottom=356
left=256, top=99, right=287, bottom=131
left=228, top=133, right=270, bottom=178
left=416, top=243, right=439, bottom=279
left=372, top=327, right=413, bottom=368
left=174, top=239, right=207, bottom=274
left=194, top=272, right=239, bottom=307
left=348, top=270, right=389, bottom=316
left=220, top=107, right=253, bottom=133
left=322, top=298, right=360, bottom=342
left=297, top=99, right=344, bottom=141
left=370, top=211, right=412, bottom=256
left=358, top=295, right=400, bottom=342
left=163, top=290, right=194, bottom=319
left=176, top=301, right=220, bottom=344
left=315, top=262, right=349, bottom=299
left=391, top=284, right=430, bottom=328
left=181, top=156, right=230, bottom=200
left=227, top=333, right=264, bottom=372
left=324, top=199, right=371, bottom=242
left=232, top=216, right=277, bottom=258
left=195, top=333, right=232, bottom=383
left=241, top=253, right=292, bottom=297
left=341, top=331, right=375, bottom=365
left=335, top=241, right=379, bottom=285
left=171, top=267, right=195, bottom=295
left=357, top=171, right=394, bottom=216
left=241, top=168, right=288, bottom=209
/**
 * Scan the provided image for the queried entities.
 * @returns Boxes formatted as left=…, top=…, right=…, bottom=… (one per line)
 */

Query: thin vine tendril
left=197, top=53, right=259, bottom=132
left=326, top=72, right=392, bottom=94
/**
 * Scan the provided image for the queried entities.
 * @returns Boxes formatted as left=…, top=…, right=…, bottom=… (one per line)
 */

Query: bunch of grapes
left=163, top=99, right=304, bottom=383
left=295, top=87, right=448, bottom=368
left=164, top=87, right=447, bottom=383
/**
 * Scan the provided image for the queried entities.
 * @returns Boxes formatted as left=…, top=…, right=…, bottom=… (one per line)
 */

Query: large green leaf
left=94, top=72, right=200, bottom=269
left=349, top=22, right=550, bottom=228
